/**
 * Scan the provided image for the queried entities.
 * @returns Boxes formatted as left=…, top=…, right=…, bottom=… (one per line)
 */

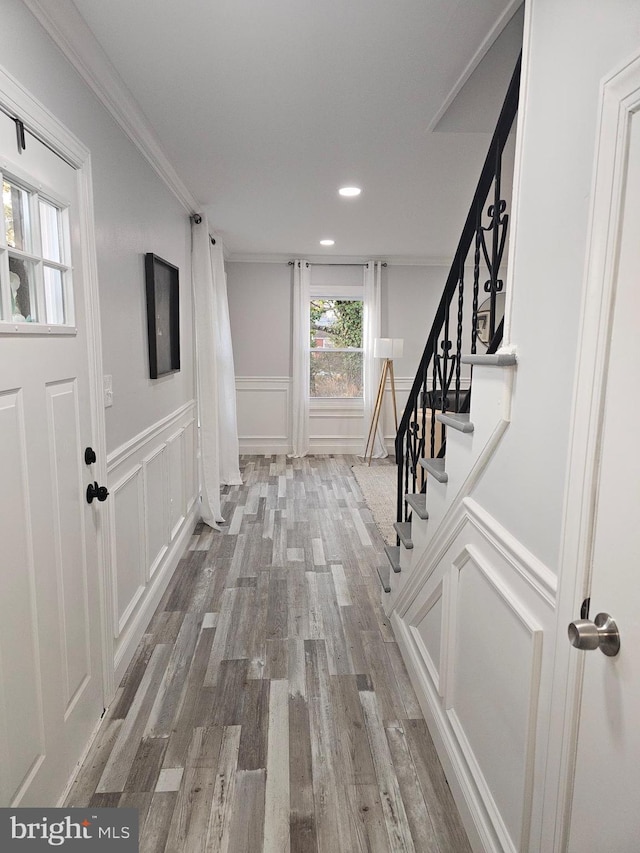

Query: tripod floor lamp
left=364, top=337, right=404, bottom=464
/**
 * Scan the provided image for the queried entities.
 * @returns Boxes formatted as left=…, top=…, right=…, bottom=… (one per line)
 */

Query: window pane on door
left=3, top=180, right=31, bottom=251
left=310, top=350, right=363, bottom=397
left=43, top=266, right=65, bottom=324
left=39, top=200, right=61, bottom=263
left=9, top=255, right=37, bottom=322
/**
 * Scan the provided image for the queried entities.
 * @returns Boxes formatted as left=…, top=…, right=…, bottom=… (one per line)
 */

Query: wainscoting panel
left=236, top=375, right=417, bottom=454
left=445, top=546, right=542, bottom=852
left=106, top=401, right=198, bottom=685
left=167, top=429, right=186, bottom=540
left=142, top=445, right=168, bottom=581
left=110, top=465, right=145, bottom=638
left=393, top=499, right=555, bottom=853
left=236, top=377, right=290, bottom=453
left=410, top=580, right=444, bottom=695
left=184, top=418, right=197, bottom=513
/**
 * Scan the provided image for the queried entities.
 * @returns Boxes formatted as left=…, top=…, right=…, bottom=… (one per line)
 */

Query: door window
left=1, top=174, right=72, bottom=326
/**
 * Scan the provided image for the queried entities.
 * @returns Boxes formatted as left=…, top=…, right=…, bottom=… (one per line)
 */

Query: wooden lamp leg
left=365, top=359, right=388, bottom=464
left=388, top=358, right=398, bottom=432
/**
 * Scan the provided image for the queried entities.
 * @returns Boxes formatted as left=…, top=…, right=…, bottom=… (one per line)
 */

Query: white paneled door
left=0, top=111, right=104, bottom=805
left=566, top=67, right=640, bottom=850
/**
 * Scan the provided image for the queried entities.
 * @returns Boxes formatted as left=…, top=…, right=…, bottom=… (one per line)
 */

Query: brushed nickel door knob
left=568, top=613, right=620, bottom=657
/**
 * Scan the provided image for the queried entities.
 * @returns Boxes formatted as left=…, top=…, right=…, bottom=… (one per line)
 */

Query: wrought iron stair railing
left=395, top=56, right=521, bottom=524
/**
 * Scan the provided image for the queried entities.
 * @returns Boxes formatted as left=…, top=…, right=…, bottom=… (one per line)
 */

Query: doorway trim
left=541, top=49, right=640, bottom=851
left=0, top=63, right=114, bottom=702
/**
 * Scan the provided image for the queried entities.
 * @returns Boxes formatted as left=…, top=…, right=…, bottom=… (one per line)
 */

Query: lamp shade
left=374, top=337, right=404, bottom=359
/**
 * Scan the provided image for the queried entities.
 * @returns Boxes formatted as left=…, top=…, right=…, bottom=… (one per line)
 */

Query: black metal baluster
left=393, top=55, right=520, bottom=525
left=455, top=260, right=464, bottom=411
left=472, top=205, right=481, bottom=356
left=430, top=346, right=438, bottom=458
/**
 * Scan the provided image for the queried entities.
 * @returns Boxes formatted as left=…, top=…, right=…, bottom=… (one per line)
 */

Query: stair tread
left=419, top=457, right=448, bottom=483
left=435, top=412, right=474, bottom=433
left=460, top=352, right=517, bottom=366
left=393, top=521, right=413, bottom=549
left=376, top=562, right=391, bottom=593
left=405, top=493, right=429, bottom=520
left=384, top=544, right=402, bottom=573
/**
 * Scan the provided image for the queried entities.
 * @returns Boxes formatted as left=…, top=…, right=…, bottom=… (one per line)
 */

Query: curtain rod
left=288, top=261, right=387, bottom=267
left=190, top=213, right=216, bottom=244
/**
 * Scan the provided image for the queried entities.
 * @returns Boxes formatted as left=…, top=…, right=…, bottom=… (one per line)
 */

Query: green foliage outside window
left=309, top=299, right=363, bottom=397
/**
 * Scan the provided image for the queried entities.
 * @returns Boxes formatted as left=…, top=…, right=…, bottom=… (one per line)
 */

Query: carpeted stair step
left=405, top=493, right=429, bottom=520
left=384, top=544, right=402, bottom=573
left=393, top=521, right=413, bottom=549
left=419, top=457, right=448, bottom=483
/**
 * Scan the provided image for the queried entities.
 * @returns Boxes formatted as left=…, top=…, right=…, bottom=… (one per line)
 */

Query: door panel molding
left=0, top=389, right=47, bottom=805
left=45, top=379, right=92, bottom=718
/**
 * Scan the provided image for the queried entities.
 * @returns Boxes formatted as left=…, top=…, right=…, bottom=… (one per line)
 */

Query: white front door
left=566, top=68, right=640, bottom=851
left=0, top=110, right=104, bottom=805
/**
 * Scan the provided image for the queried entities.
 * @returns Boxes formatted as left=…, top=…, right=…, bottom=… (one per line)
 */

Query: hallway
left=65, top=455, right=471, bottom=852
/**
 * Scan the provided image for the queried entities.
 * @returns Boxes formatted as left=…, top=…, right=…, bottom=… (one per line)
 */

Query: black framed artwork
left=145, top=253, right=180, bottom=379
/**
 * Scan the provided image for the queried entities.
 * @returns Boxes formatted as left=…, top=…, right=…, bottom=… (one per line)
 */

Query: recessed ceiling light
left=338, top=186, right=361, bottom=197
left=320, top=239, right=335, bottom=246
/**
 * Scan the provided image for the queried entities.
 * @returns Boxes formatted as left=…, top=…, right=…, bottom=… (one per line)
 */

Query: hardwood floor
left=66, top=455, right=471, bottom=853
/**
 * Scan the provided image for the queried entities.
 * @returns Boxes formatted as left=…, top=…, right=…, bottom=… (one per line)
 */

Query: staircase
left=380, top=57, right=521, bottom=607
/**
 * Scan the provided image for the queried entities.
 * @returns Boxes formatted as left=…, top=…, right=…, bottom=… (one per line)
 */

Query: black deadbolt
left=86, top=481, right=109, bottom=504
left=84, top=446, right=97, bottom=465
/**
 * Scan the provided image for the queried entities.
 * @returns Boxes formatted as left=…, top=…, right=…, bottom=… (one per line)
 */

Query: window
left=1, top=174, right=72, bottom=326
left=309, top=297, right=363, bottom=398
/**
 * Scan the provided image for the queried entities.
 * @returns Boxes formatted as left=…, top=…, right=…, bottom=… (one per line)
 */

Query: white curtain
left=291, top=259, right=310, bottom=457
left=362, top=260, right=388, bottom=458
left=192, top=215, right=242, bottom=529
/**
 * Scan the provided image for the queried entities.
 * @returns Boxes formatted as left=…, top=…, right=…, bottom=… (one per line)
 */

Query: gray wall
left=226, top=260, right=450, bottom=382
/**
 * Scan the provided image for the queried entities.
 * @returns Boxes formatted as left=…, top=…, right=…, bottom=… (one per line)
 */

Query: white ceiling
left=69, top=0, right=523, bottom=261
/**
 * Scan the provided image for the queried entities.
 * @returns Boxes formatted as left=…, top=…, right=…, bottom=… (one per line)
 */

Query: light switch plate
left=103, top=374, right=113, bottom=408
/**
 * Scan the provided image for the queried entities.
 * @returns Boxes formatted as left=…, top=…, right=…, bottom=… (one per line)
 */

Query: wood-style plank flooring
left=66, top=455, right=471, bottom=853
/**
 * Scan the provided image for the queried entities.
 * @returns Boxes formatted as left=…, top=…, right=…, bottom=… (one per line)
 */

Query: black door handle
left=86, top=481, right=109, bottom=504
left=84, top=447, right=97, bottom=465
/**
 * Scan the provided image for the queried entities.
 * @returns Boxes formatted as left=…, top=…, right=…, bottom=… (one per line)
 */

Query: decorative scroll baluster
left=396, top=55, right=521, bottom=529
left=477, top=149, right=509, bottom=344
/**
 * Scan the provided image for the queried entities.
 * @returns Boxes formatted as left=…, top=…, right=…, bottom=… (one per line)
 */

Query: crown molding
left=22, top=0, right=199, bottom=215
left=224, top=252, right=454, bottom=267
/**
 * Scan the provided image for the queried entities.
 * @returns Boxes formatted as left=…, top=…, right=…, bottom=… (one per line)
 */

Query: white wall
left=226, top=260, right=451, bottom=452
left=1, top=0, right=198, bottom=685
left=470, top=0, right=640, bottom=572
